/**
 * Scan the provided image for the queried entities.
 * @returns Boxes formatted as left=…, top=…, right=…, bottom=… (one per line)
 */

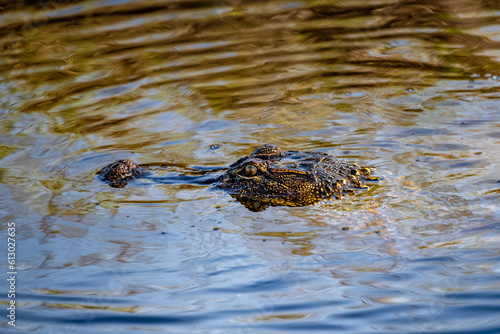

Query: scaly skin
left=215, top=144, right=378, bottom=211
left=97, top=144, right=378, bottom=211
left=96, top=159, right=144, bottom=188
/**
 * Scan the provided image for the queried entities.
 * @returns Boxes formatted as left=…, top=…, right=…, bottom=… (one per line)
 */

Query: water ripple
left=2, top=1, right=500, bottom=333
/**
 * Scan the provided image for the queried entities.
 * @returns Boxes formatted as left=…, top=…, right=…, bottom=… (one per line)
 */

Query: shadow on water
left=3, top=0, right=500, bottom=116
left=1, top=0, right=500, bottom=333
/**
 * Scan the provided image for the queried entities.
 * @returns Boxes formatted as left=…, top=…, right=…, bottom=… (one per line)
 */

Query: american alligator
left=97, top=144, right=378, bottom=211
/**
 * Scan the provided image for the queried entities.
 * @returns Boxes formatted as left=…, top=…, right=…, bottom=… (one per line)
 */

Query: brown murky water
left=1, top=0, right=499, bottom=333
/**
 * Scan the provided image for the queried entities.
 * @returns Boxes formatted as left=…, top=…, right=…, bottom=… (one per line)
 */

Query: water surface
left=1, top=0, right=500, bottom=333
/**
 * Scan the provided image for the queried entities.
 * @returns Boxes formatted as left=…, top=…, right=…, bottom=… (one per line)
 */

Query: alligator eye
left=244, top=164, right=258, bottom=177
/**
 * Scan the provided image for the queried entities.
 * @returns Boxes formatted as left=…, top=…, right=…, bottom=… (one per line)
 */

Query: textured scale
left=215, top=144, right=378, bottom=211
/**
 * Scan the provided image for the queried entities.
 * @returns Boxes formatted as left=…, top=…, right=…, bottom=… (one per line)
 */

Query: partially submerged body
left=98, top=144, right=378, bottom=211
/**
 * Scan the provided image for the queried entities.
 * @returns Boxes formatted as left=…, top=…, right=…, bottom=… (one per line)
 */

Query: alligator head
left=97, top=144, right=378, bottom=211
left=214, top=144, right=378, bottom=211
